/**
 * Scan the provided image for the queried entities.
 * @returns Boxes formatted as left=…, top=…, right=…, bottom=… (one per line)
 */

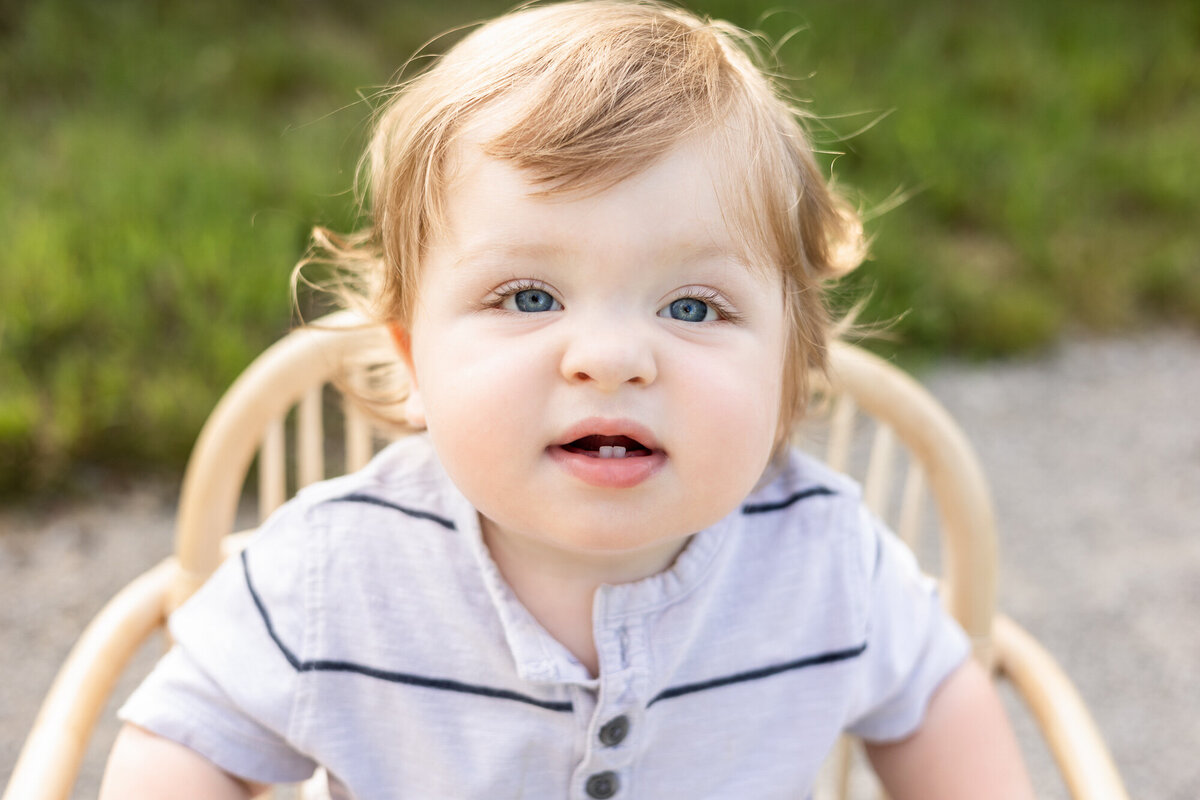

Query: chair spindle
left=897, top=461, right=926, bottom=550
left=297, top=385, right=325, bottom=488
left=258, top=417, right=287, bottom=522
left=344, top=369, right=373, bottom=473
left=863, top=424, right=895, bottom=518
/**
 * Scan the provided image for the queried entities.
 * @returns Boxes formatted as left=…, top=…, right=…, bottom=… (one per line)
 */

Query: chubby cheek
left=414, top=337, right=551, bottom=500
left=421, top=390, right=523, bottom=527
left=668, top=350, right=784, bottom=501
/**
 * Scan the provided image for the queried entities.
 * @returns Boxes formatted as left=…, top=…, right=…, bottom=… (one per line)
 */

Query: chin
left=549, top=518, right=688, bottom=555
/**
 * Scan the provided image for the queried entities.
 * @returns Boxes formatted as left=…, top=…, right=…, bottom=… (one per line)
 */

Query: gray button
left=598, top=714, right=630, bottom=747
left=586, top=771, right=619, bottom=799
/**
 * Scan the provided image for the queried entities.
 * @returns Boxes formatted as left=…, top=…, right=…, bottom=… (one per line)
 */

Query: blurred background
left=1, top=1, right=1199, bottom=797
left=1, top=0, right=1197, bottom=499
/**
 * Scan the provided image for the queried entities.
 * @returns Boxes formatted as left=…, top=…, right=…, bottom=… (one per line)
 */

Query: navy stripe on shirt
left=646, top=642, right=868, bottom=708
left=740, top=486, right=835, bottom=515
left=328, top=493, right=457, bottom=530
left=240, top=550, right=573, bottom=713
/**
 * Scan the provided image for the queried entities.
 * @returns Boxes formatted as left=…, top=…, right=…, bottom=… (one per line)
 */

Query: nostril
left=559, top=339, right=656, bottom=387
left=570, top=370, right=646, bottom=385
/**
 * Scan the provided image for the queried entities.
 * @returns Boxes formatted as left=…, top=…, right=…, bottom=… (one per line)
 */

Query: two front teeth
left=564, top=434, right=647, bottom=459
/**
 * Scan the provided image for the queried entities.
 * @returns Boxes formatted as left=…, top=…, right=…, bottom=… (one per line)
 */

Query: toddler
left=102, top=2, right=1033, bottom=798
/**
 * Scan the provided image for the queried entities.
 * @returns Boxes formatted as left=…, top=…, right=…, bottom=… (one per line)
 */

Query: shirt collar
left=453, top=489, right=737, bottom=686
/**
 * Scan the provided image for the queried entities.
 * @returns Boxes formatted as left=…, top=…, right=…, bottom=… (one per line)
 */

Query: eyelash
left=483, top=280, right=741, bottom=322
left=663, top=286, right=742, bottom=323
left=483, top=279, right=557, bottom=310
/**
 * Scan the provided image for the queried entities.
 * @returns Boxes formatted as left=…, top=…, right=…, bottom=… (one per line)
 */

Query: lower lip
left=547, top=447, right=666, bottom=489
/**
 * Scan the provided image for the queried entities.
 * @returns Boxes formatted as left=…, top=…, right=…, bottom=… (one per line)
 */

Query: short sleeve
left=118, top=502, right=320, bottom=784
left=843, top=508, right=970, bottom=742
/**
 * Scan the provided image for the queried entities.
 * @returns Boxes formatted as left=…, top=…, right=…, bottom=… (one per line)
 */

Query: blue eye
left=665, top=297, right=711, bottom=322
left=513, top=288, right=558, bottom=312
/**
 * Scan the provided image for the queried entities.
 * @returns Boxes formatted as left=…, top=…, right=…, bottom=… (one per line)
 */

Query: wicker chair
left=3, top=312, right=1129, bottom=800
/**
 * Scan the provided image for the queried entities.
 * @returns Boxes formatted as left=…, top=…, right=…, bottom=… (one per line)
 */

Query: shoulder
left=236, top=434, right=473, bottom=570
left=738, top=447, right=868, bottom=548
left=722, top=447, right=880, bottom=617
left=222, top=434, right=489, bottom=671
left=285, top=434, right=466, bottom=532
left=244, top=433, right=478, bottom=592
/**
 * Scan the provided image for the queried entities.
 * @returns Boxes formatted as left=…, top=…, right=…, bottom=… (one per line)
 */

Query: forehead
left=431, top=122, right=777, bottom=279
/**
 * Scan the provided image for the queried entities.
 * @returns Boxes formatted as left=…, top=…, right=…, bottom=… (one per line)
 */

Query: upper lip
left=553, top=417, right=662, bottom=451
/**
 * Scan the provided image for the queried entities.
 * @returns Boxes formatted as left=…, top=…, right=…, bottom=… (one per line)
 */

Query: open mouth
left=560, top=434, right=653, bottom=459
left=549, top=421, right=664, bottom=488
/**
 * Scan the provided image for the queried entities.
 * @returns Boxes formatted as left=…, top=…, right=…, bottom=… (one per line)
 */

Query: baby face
left=400, top=136, right=788, bottom=569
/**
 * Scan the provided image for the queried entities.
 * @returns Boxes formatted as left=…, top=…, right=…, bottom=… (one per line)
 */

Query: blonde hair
left=302, top=0, right=865, bottom=441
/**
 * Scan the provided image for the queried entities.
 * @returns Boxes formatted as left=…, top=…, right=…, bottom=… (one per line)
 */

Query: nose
left=559, top=319, right=657, bottom=391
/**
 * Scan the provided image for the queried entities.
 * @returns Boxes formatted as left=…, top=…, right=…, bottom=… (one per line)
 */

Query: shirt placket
left=570, top=613, right=649, bottom=800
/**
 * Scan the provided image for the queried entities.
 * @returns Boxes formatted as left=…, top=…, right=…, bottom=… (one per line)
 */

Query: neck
left=480, top=516, right=690, bottom=676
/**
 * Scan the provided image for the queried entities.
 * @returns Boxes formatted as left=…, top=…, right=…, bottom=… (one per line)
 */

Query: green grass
left=797, top=0, right=1200, bottom=354
left=1, top=0, right=1197, bottom=497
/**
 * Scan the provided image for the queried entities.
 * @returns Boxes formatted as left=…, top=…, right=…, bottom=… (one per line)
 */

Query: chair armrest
left=992, top=614, right=1130, bottom=800
left=3, top=557, right=179, bottom=800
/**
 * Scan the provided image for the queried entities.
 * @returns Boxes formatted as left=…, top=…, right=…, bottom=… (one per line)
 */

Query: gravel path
left=3, top=329, right=1198, bottom=798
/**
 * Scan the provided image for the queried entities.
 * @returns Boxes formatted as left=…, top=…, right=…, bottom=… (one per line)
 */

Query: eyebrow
left=452, top=239, right=754, bottom=271
left=451, top=241, right=569, bottom=270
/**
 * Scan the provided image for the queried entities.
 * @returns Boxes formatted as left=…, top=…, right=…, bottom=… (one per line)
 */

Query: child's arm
left=99, top=724, right=269, bottom=800
left=864, top=658, right=1035, bottom=799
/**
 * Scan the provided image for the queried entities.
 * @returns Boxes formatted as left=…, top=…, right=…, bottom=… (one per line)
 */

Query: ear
left=387, top=321, right=427, bottom=429
left=387, top=321, right=416, bottom=374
